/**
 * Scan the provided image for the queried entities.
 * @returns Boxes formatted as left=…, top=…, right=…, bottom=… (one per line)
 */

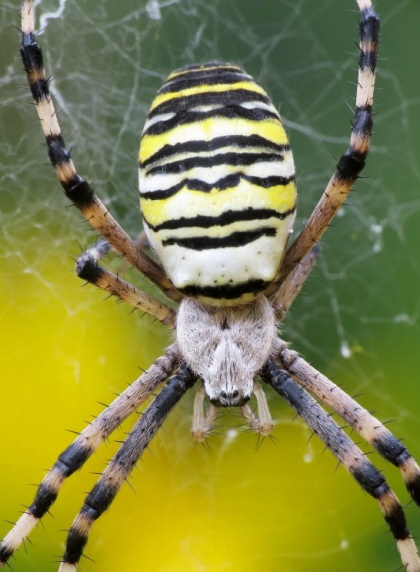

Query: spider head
left=176, top=296, right=276, bottom=407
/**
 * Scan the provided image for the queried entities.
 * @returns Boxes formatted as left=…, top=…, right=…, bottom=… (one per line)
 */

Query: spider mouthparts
left=210, top=392, right=250, bottom=408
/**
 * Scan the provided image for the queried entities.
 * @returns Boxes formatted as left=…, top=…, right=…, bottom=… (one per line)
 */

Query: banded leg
left=0, top=346, right=179, bottom=568
left=20, top=0, right=180, bottom=303
left=262, top=361, right=420, bottom=572
left=77, top=241, right=176, bottom=327
left=58, top=365, right=197, bottom=571
left=269, top=0, right=379, bottom=290
left=276, top=341, right=420, bottom=509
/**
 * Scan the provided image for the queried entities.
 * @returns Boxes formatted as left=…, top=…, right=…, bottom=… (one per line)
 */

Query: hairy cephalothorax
left=177, top=296, right=276, bottom=407
left=2, top=2, right=420, bottom=572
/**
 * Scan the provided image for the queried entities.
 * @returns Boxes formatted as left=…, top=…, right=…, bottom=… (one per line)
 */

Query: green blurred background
left=1, top=1, right=420, bottom=571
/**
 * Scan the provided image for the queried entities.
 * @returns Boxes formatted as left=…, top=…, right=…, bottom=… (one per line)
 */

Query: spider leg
left=262, top=361, right=420, bottom=572
left=271, top=244, right=320, bottom=320
left=111, top=230, right=150, bottom=255
left=191, top=385, right=218, bottom=442
left=81, top=231, right=152, bottom=275
left=269, top=0, right=379, bottom=290
left=0, top=346, right=179, bottom=569
left=57, top=364, right=197, bottom=572
left=229, top=382, right=274, bottom=436
left=251, top=382, right=274, bottom=436
left=276, top=341, right=420, bottom=511
left=19, top=0, right=180, bottom=303
left=77, top=241, right=176, bottom=327
left=115, top=230, right=151, bottom=275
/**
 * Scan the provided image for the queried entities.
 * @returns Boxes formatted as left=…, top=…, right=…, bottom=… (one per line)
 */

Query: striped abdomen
left=139, top=62, right=296, bottom=305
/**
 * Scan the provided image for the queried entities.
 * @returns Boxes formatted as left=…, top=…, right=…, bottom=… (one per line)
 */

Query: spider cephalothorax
left=177, top=296, right=276, bottom=407
left=2, top=2, right=420, bottom=571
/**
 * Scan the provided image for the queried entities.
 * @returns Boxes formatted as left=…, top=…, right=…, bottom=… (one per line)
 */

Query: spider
left=1, top=0, right=420, bottom=570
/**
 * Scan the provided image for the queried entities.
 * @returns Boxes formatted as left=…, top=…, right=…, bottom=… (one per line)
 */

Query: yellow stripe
left=141, top=181, right=297, bottom=227
left=150, top=81, right=267, bottom=112
left=140, top=116, right=288, bottom=163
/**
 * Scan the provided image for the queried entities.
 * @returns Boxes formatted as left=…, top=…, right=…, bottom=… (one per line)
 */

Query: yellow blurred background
left=1, top=1, right=420, bottom=571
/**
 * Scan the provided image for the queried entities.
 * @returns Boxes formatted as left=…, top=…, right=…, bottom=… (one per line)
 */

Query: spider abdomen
left=139, top=62, right=297, bottom=305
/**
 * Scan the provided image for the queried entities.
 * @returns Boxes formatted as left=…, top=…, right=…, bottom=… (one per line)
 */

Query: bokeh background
left=1, top=1, right=420, bottom=571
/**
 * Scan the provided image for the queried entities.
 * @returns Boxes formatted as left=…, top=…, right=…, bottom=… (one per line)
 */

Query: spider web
left=0, top=1, right=420, bottom=571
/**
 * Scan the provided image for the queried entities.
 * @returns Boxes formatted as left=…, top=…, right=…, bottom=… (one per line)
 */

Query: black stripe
left=144, top=105, right=278, bottom=137
left=353, top=104, right=373, bottom=141
left=359, top=8, right=380, bottom=72
left=335, top=106, right=373, bottom=181
left=144, top=207, right=295, bottom=232
left=46, top=133, right=70, bottom=166
left=159, top=71, right=252, bottom=94
left=57, top=442, right=93, bottom=477
left=29, top=483, right=59, bottom=520
left=63, top=526, right=90, bottom=565
left=0, top=545, right=13, bottom=564
left=179, top=279, right=270, bottom=300
left=45, top=135, right=96, bottom=208
left=171, top=62, right=243, bottom=77
left=76, top=255, right=105, bottom=283
left=372, top=432, right=410, bottom=467
left=148, top=89, right=271, bottom=119
left=20, top=32, right=49, bottom=103
left=141, top=173, right=295, bottom=200
left=359, top=48, right=377, bottom=73
left=162, top=227, right=276, bottom=251
left=145, top=151, right=283, bottom=176
left=141, top=135, right=289, bottom=169
left=64, top=178, right=96, bottom=208
left=27, top=78, right=50, bottom=103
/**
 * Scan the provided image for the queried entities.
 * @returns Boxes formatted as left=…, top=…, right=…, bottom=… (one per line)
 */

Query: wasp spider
left=1, top=0, right=420, bottom=570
